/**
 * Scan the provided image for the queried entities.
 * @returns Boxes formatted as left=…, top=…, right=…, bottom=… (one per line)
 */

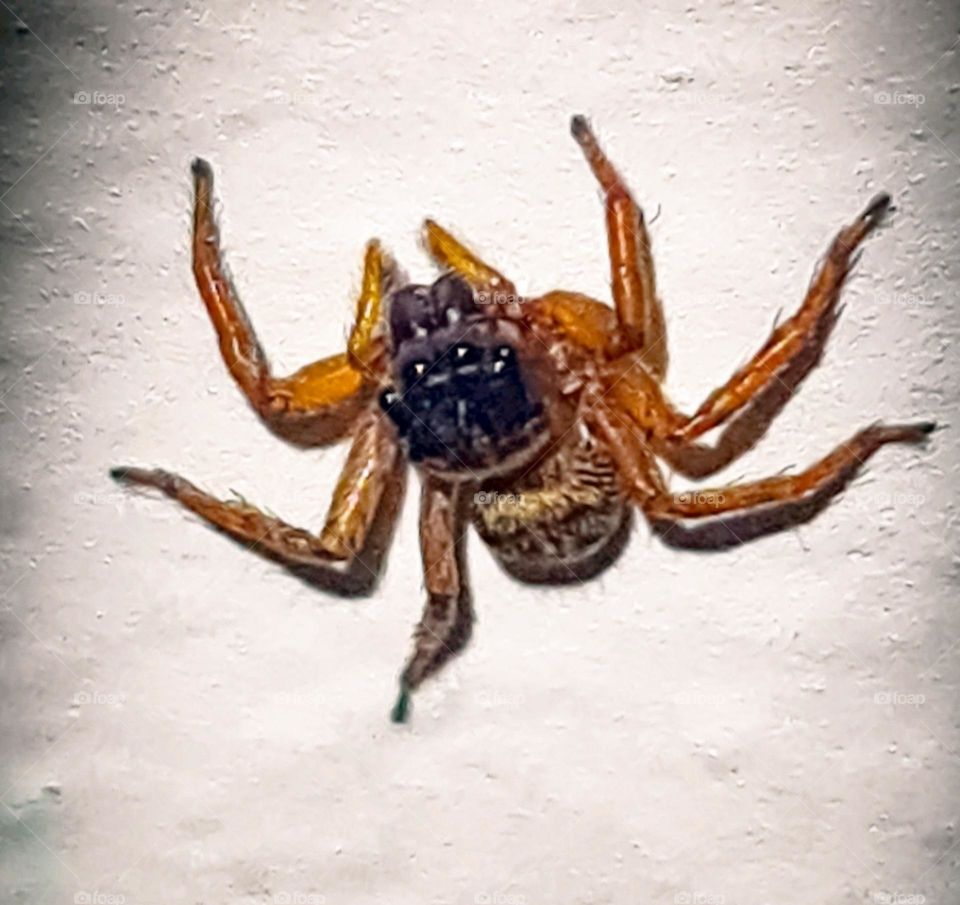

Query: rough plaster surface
left=1, top=1, right=958, bottom=903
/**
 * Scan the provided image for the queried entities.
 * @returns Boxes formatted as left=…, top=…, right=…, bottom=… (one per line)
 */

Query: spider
left=111, top=116, right=935, bottom=722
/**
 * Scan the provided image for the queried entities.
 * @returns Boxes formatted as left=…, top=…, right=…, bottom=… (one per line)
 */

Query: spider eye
left=451, top=343, right=482, bottom=367
left=490, top=345, right=516, bottom=373
left=379, top=388, right=399, bottom=411
left=401, top=360, right=429, bottom=384
left=379, top=387, right=412, bottom=435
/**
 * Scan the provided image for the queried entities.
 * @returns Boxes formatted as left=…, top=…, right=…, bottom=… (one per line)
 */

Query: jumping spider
left=112, top=116, right=935, bottom=722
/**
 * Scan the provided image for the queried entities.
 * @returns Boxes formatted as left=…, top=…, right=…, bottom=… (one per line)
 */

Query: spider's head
left=379, top=274, right=549, bottom=476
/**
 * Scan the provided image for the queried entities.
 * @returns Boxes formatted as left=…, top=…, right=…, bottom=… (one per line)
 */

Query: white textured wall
left=1, top=2, right=957, bottom=903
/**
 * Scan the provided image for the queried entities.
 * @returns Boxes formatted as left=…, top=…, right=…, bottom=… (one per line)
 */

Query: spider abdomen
left=473, top=435, right=631, bottom=583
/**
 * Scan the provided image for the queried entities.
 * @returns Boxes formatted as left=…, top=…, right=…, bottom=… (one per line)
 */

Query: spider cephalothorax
left=112, top=117, right=935, bottom=722
left=379, top=274, right=549, bottom=475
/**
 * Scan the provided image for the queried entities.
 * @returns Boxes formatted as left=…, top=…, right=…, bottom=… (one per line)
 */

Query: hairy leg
left=661, top=192, right=893, bottom=444
left=599, top=194, right=902, bottom=476
left=192, top=158, right=393, bottom=445
left=642, top=421, right=935, bottom=529
left=570, top=115, right=668, bottom=377
left=392, top=477, right=472, bottom=723
left=602, top=304, right=832, bottom=478
left=110, top=413, right=404, bottom=595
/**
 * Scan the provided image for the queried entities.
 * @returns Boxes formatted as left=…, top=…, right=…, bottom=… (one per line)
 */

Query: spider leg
left=421, top=218, right=517, bottom=297
left=110, top=413, right=404, bottom=596
left=641, top=421, right=935, bottom=542
left=603, top=302, right=835, bottom=478
left=192, top=158, right=394, bottom=446
left=392, top=478, right=472, bottom=723
left=570, top=115, right=668, bottom=377
left=658, top=192, right=894, bottom=445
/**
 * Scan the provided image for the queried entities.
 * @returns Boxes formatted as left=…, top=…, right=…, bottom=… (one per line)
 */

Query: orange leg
left=110, top=413, right=405, bottom=595
left=661, top=192, right=893, bottom=445
left=642, top=421, right=935, bottom=526
left=191, top=158, right=393, bottom=445
left=571, top=115, right=668, bottom=377
left=421, top=218, right=516, bottom=299
left=392, top=477, right=472, bottom=723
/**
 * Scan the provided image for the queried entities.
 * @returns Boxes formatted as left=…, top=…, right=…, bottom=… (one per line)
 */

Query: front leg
left=392, top=477, right=473, bottom=723
left=192, top=158, right=394, bottom=446
left=110, top=413, right=405, bottom=595
left=571, top=115, right=668, bottom=377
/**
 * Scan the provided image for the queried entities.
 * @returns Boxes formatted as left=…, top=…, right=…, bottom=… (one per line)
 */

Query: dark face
left=379, top=274, right=547, bottom=475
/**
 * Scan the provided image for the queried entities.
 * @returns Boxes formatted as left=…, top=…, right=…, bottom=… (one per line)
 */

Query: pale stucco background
left=1, top=2, right=958, bottom=904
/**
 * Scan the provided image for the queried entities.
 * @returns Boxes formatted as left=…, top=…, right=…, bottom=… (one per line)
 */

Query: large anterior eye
left=451, top=343, right=482, bottom=367
left=401, top=360, right=429, bottom=384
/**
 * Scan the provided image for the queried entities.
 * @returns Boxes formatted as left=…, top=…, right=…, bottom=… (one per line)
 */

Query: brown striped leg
left=571, top=115, right=668, bottom=378
left=642, top=422, right=935, bottom=533
left=664, top=192, right=892, bottom=444
left=392, top=477, right=472, bottom=723
left=191, top=158, right=394, bottom=446
left=110, top=414, right=405, bottom=595
left=603, top=304, right=836, bottom=478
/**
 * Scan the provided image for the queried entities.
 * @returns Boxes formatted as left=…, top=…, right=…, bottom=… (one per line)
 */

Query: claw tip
left=570, top=114, right=589, bottom=141
left=390, top=687, right=411, bottom=724
left=862, top=191, right=892, bottom=226
left=191, top=157, right=213, bottom=181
